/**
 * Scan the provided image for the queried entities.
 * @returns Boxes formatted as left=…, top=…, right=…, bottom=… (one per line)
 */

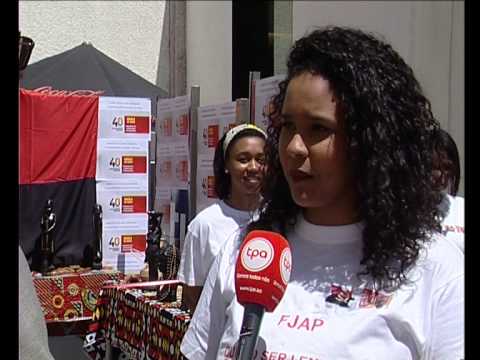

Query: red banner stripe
left=19, top=89, right=99, bottom=185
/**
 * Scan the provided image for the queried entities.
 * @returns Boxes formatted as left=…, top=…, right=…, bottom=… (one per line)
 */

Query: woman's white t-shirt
left=441, top=195, right=464, bottom=253
left=177, top=200, right=254, bottom=286
left=181, top=214, right=464, bottom=359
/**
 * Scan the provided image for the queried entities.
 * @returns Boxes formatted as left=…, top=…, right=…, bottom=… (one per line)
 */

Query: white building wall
left=20, top=0, right=233, bottom=106
left=186, top=1, right=232, bottom=106
left=19, top=1, right=167, bottom=89
left=19, top=3, right=169, bottom=358
left=292, top=1, right=465, bottom=195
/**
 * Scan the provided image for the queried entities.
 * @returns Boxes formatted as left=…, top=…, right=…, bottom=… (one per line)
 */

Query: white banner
left=102, top=217, right=148, bottom=274
left=96, top=180, right=149, bottom=221
left=172, top=143, right=190, bottom=189
left=253, top=74, right=285, bottom=132
left=195, top=101, right=237, bottom=213
left=197, top=105, right=220, bottom=157
left=96, top=138, right=149, bottom=181
left=196, top=154, right=217, bottom=213
left=157, top=95, right=190, bottom=143
left=197, top=101, right=237, bottom=157
left=218, top=102, right=237, bottom=138
left=155, top=96, right=191, bottom=244
left=98, top=97, right=151, bottom=139
left=97, top=96, right=151, bottom=273
left=156, top=143, right=174, bottom=187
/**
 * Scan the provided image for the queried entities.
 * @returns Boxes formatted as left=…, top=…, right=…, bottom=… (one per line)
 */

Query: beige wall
left=186, top=1, right=232, bottom=106
left=19, top=1, right=168, bottom=90
left=292, top=1, right=465, bottom=195
left=20, top=0, right=233, bottom=106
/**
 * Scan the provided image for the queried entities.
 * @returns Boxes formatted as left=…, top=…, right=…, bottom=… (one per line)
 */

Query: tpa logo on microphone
left=280, top=248, right=292, bottom=285
left=241, top=237, right=274, bottom=272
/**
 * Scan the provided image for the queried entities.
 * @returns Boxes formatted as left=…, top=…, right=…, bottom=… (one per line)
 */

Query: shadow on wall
left=156, top=0, right=186, bottom=97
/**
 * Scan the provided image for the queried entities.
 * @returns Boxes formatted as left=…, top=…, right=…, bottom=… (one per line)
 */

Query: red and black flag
left=19, top=89, right=99, bottom=269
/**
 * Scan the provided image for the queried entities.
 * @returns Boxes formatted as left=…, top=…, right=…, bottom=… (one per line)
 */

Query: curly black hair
left=213, top=128, right=266, bottom=200
left=249, top=26, right=446, bottom=291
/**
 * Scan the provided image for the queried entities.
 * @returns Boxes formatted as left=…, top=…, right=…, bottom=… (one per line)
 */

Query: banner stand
left=189, top=85, right=200, bottom=220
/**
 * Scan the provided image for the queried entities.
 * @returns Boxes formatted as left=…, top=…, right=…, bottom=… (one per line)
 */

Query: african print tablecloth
left=32, top=270, right=122, bottom=323
left=84, top=281, right=190, bottom=360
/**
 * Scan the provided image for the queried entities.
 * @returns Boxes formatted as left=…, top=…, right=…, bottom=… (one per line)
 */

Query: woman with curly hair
left=178, top=124, right=267, bottom=313
left=181, top=26, right=464, bottom=359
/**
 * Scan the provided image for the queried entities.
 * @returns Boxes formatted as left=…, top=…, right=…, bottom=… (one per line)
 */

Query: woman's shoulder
left=184, top=203, right=223, bottom=238
left=190, top=201, right=253, bottom=229
left=448, top=194, right=464, bottom=204
left=447, top=195, right=464, bottom=216
left=417, top=233, right=464, bottom=288
left=427, top=232, right=463, bottom=260
left=189, top=202, right=225, bottom=225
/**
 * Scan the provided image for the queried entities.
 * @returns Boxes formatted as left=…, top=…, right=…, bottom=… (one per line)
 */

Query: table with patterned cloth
left=32, top=268, right=123, bottom=335
left=83, top=280, right=190, bottom=360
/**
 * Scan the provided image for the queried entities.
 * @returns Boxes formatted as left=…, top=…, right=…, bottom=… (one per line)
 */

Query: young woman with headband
left=177, top=123, right=267, bottom=313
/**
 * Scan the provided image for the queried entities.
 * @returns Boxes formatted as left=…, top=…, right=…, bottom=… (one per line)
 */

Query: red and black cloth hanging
left=19, top=89, right=99, bottom=270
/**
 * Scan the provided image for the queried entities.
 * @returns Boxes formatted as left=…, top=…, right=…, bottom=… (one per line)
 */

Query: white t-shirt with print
left=177, top=200, right=254, bottom=286
left=181, top=214, right=464, bottom=360
left=441, top=195, right=464, bottom=253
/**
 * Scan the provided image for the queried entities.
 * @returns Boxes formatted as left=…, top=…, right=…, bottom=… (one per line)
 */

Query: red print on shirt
left=225, top=341, right=323, bottom=359
left=325, top=284, right=354, bottom=308
left=261, top=352, right=321, bottom=360
left=359, top=288, right=393, bottom=309
left=277, top=315, right=325, bottom=332
left=442, top=224, right=464, bottom=235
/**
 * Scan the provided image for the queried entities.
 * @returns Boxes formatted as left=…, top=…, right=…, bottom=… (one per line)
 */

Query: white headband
left=222, top=123, right=267, bottom=158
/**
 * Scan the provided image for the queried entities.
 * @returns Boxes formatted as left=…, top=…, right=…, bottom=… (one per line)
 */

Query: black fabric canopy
left=20, top=43, right=168, bottom=104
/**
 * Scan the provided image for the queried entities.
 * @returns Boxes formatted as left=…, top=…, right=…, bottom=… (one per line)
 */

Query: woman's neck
left=303, top=201, right=361, bottom=226
left=225, top=194, right=261, bottom=212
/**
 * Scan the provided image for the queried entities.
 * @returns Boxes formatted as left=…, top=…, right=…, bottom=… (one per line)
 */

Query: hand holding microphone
left=234, top=230, right=292, bottom=360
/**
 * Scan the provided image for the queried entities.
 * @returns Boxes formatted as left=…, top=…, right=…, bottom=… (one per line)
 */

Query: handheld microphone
left=234, top=230, right=292, bottom=360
